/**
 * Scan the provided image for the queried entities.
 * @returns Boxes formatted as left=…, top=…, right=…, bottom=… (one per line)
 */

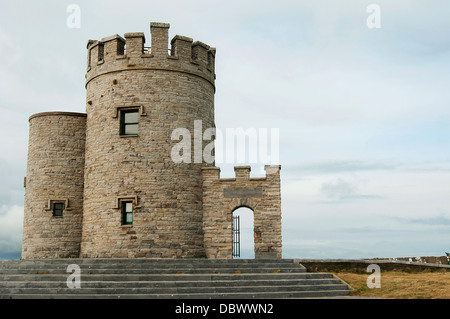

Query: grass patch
left=337, top=270, right=450, bottom=299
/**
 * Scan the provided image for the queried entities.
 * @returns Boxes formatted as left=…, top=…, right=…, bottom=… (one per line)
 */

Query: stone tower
left=22, top=112, right=86, bottom=259
left=81, top=23, right=215, bottom=258
left=22, top=22, right=282, bottom=260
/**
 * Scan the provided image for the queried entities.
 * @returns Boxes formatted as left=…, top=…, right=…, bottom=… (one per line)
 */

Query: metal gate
left=232, top=215, right=240, bottom=258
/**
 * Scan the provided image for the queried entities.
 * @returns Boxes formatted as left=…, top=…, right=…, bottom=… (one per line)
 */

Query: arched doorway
left=232, top=207, right=254, bottom=259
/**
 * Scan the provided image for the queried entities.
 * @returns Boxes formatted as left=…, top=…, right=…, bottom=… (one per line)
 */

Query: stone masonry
left=202, top=166, right=282, bottom=259
left=22, top=22, right=282, bottom=259
left=22, top=112, right=86, bottom=259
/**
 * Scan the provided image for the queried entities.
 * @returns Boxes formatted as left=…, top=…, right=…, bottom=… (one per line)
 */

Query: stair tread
left=0, top=281, right=349, bottom=289
left=0, top=284, right=348, bottom=292
left=1, top=290, right=350, bottom=299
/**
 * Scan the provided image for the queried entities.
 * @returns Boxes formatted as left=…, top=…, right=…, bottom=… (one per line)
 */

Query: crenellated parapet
left=202, top=165, right=281, bottom=182
left=86, top=22, right=216, bottom=89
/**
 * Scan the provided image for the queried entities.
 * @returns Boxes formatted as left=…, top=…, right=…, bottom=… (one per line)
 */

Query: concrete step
left=0, top=259, right=304, bottom=271
left=0, top=278, right=342, bottom=288
left=0, top=272, right=334, bottom=282
left=0, top=262, right=301, bottom=269
left=0, top=283, right=349, bottom=295
left=1, top=290, right=351, bottom=299
left=0, top=258, right=298, bottom=266
left=0, top=259, right=351, bottom=299
left=0, top=267, right=303, bottom=275
left=0, top=258, right=306, bottom=275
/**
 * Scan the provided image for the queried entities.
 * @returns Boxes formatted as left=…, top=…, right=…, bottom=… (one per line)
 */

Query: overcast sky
left=1, top=0, right=449, bottom=260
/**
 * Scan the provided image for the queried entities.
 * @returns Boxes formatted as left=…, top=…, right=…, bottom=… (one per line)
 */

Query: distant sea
left=0, top=252, right=21, bottom=260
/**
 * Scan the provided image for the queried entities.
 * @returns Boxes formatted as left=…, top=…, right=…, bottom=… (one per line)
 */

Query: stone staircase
left=0, top=259, right=351, bottom=299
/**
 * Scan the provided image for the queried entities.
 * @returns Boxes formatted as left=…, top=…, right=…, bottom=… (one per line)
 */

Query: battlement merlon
left=202, top=165, right=281, bottom=182
left=150, top=22, right=169, bottom=57
left=85, top=22, right=216, bottom=89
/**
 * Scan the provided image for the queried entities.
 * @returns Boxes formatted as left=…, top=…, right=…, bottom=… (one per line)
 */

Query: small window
left=120, top=110, right=139, bottom=136
left=122, top=201, right=133, bottom=225
left=53, top=203, right=64, bottom=217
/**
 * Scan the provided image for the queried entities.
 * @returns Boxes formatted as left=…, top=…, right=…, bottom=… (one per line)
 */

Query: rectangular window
left=120, top=109, right=139, bottom=136
left=122, top=201, right=133, bottom=225
left=53, top=203, right=64, bottom=217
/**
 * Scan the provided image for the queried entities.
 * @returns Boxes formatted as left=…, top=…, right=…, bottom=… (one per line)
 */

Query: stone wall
left=369, top=256, right=450, bottom=265
left=22, top=112, right=86, bottom=259
left=298, top=258, right=450, bottom=273
left=202, top=165, right=282, bottom=259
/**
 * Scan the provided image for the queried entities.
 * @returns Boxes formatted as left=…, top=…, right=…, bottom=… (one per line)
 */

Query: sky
left=0, top=0, right=449, bottom=260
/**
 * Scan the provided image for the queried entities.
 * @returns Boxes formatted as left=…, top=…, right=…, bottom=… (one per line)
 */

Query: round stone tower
left=80, top=22, right=216, bottom=258
left=22, top=112, right=86, bottom=259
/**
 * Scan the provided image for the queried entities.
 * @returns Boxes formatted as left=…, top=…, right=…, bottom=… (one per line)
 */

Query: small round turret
left=22, top=112, right=86, bottom=259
